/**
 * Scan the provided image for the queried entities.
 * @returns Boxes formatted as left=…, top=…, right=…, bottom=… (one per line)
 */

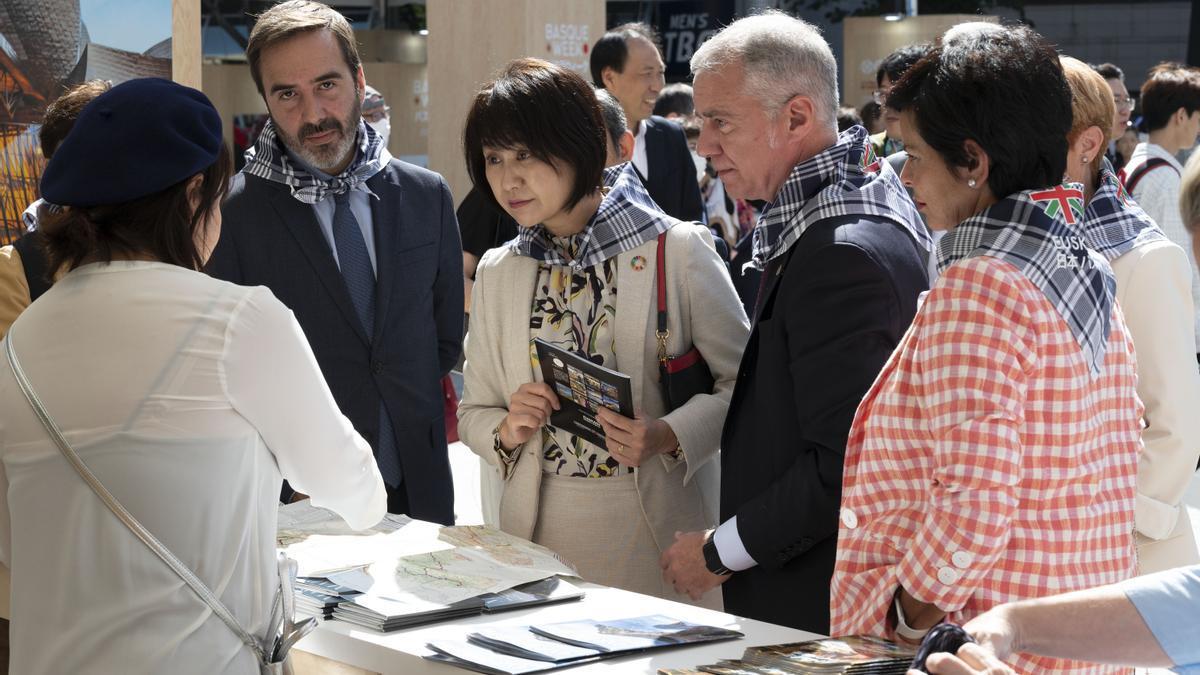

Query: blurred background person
left=832, top=28, right=1141, bottom=675
left=457, top=59, right=748, bottom=606
left=652, top=82, right=695, bottom=120
left=1061, top=56, right=1200, bottom=574
left=361, top=84, right=390, bottom=147
left=0, top=80, right=112, bottom=339
left=1123, top=62, right=1200, bottom=361
left=0, top=77, right=385, bottom=675
left=837, top=105, right=863, bottom=132
left=591, top=23, right=703, bottom=222
left=1093, top=62, right=1134, bottom=166
left=871, top=43, right=930, bottom=159
left=859, top=100, right=884, bottom=135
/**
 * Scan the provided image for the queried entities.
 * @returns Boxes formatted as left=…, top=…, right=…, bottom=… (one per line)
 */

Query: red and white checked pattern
left=830, top=257, right=1141, bottom=675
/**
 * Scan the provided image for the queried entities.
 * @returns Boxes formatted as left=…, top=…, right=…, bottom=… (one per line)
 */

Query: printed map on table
left=278, top=502, right=578, bottom=607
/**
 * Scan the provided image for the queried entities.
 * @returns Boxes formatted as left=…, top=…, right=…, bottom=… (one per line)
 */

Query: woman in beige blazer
left=457, top=59, right=749, bottom=607
left=1061, top=58, right=1200, bottom=573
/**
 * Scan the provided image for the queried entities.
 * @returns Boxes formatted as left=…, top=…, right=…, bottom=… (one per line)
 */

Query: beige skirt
left=531, top=472, right=721, bottom=610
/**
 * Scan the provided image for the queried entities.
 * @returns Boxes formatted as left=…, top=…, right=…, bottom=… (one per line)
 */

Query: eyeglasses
left=873, top=88, right=890, bottom=106
left=1114, top=96, right=1136, bottom=113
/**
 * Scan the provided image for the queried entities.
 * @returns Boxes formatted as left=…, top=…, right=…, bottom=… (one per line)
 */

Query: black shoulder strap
left=12, top=232, right=51, bottom=301
left=1123, top=157, right=1178, bottom=194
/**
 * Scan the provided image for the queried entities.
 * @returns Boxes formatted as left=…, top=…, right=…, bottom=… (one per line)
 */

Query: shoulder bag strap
left=655, top=232, right=669, bottom=365
left=4, top=332, right=270, bottom=667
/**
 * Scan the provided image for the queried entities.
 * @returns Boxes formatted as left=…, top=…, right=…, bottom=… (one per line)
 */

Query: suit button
left=372, top=360, right=384, bottom=374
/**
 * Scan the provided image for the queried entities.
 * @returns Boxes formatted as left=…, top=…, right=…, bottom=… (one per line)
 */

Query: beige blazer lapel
left=613, top=240, right=656, bottom=410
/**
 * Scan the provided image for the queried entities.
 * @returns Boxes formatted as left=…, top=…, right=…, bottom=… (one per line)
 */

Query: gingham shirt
left=830, top=256, right=1141, bottom=675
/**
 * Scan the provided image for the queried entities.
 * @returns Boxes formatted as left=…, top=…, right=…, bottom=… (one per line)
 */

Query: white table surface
left=293, top=582, right=819, bottom=674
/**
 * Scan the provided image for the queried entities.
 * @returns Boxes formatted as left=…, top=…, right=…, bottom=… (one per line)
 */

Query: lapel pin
left=630, top=255, right=647, bottom=271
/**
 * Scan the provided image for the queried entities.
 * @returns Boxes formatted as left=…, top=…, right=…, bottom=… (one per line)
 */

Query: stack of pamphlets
left=426, top=614, right=744, bottom=674
left=734, top=636, right=914, bottom=674
left=277, top=502, right=584, bottom=632
left=332, top=577, right=585, bottom=632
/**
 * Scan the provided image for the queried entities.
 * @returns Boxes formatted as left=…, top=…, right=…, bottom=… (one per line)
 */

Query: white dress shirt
left=632, top=119, right=650, bottom=180
left=0, top=261, right=385, bottom=674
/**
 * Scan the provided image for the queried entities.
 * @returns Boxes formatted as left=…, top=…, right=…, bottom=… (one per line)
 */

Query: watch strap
left=702, top=532, right=732, bottom=576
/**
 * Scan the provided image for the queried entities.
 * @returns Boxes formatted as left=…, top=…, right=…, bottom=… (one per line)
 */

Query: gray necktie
left=332, top=192, right=402, bottom=488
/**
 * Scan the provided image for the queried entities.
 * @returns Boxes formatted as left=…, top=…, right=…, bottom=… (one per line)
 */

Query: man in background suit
left=591, top=23, right=703, bottom=223
left=659, top=12, right=929, bottom=633
left=208, top=0, right=462, bottom=524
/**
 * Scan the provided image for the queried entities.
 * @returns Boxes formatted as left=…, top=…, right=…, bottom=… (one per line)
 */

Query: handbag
left=655, top=231, right=715, bottom=411
left=5, top=332, right=312, bottom=675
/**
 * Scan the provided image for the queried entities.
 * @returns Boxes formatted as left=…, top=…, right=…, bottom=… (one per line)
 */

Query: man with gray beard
left=208, top=0, right=462, bottom=524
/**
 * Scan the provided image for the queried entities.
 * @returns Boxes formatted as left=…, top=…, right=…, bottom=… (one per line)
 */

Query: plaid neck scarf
left=1081, top=157, right=1167, bottom=261
left=242, top=119, right=391, bottom=204
left=936, top=183, right=1116, bottom=374
left=510, top=162, right=673, bottom=270
left=749, top=125, right=930, bottom=271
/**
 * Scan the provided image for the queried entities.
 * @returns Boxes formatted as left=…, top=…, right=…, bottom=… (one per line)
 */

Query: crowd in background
left=1, top=2, right=1200, bottom=674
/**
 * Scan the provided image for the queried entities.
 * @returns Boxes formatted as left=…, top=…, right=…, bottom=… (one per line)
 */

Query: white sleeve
left=713, top=516, right=758, bottom=571
left=221, top=287, right=386, bottom=531
left=1118, top=245, right=1200, bottom=540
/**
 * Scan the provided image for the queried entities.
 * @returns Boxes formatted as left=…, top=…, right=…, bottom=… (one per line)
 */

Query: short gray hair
left=690, top=10, right=838, bottom=128
left=594, top=88, right=629, bottom=152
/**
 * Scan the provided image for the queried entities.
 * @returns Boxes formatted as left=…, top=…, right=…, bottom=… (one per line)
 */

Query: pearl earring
left=967, top=178, right=977, bottom=188
left=1082, top=156, right=1090, bottom=164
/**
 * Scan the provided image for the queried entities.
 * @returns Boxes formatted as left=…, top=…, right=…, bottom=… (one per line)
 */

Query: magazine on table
left=533, top=338, right=634, bottom=447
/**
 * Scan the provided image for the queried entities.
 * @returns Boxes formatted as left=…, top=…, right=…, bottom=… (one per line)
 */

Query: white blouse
left=0, top=261, right=385, bottom=674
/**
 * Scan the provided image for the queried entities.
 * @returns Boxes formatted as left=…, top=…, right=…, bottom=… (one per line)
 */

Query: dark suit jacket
left=642, top=116, right=703, bottom=222
left=207, top=160, right=464, bottom=525
left=720, top=214, right=928, bottom=633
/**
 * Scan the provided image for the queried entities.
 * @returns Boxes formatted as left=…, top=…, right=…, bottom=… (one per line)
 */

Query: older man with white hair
left=658, top=11, right=930, bottom=633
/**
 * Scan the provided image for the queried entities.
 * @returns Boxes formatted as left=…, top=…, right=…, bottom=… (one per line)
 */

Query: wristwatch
left=702, top=531, right=732, bottom=576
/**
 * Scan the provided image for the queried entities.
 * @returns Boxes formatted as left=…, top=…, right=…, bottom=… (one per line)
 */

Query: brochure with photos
left=529, top=614, right=743, bottom=652
left=740, top=636, right=914, bottom=674
left=425, top=615, right=743, bottom=674
left=534, top=338, right=634, bottom=447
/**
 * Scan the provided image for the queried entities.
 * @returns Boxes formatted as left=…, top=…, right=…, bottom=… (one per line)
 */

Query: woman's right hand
left=499, top=382, right=560, bottom=451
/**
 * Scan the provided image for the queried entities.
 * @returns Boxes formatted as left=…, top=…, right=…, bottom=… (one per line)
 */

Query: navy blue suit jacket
left=207, top=160, right=464, bottom=524
left=719, top=214, right=929, bottom=632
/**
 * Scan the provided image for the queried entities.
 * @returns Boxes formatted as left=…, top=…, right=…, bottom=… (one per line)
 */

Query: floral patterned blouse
left=528, top=235, right=632, bottom=478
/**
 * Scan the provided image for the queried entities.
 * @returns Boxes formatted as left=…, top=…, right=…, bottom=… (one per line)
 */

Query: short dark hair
left=463, top=58, right=607, bottom=214
left=859, top=100, right=882, bottom=127
left=876, top=43, right=931, bottom=87
left=887, top=26, right=1072, bottom=199
left=590, top=22, right=660, bottom=87
left=246, top=0, right=361, bottom=96
left=653, top=83, right=694, bottom=118
left=42, top=143, right=232, bottom=274
left=1092, top=62, right=1124, bottom=82
left=1140, top=62, right=1200, bottom=132
left=594, top=88, right=629, bottom=152
left=39, top=80, right=112, bottom=159
left=837, top=106, right=863, bottom=132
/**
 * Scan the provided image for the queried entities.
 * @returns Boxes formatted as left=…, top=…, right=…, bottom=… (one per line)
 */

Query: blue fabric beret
left=40, top=78, right=223, bottom=208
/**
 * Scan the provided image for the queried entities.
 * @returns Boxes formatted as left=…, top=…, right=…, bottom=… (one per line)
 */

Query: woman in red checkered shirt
left=829, top=25, right=1142, bottom=675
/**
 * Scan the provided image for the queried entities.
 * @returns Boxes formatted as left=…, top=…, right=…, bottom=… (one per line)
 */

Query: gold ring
left=617, top=444, right=625, bottom=454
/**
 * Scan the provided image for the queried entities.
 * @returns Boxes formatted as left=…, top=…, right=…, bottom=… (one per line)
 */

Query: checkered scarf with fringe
left=510, top=162, right=674, bottom=270
left=1082, top=157, right=1167, bottom=261
left=242, top=119, right=391, bottom=204
left=936, top=182, right=1116, bottom=374
left=748, top=125, right=930, bottom=271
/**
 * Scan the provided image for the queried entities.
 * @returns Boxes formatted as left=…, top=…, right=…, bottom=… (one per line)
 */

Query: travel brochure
left=426, top=614, right=744, bottom=674
left=534, top=338, right=635, bottom=447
